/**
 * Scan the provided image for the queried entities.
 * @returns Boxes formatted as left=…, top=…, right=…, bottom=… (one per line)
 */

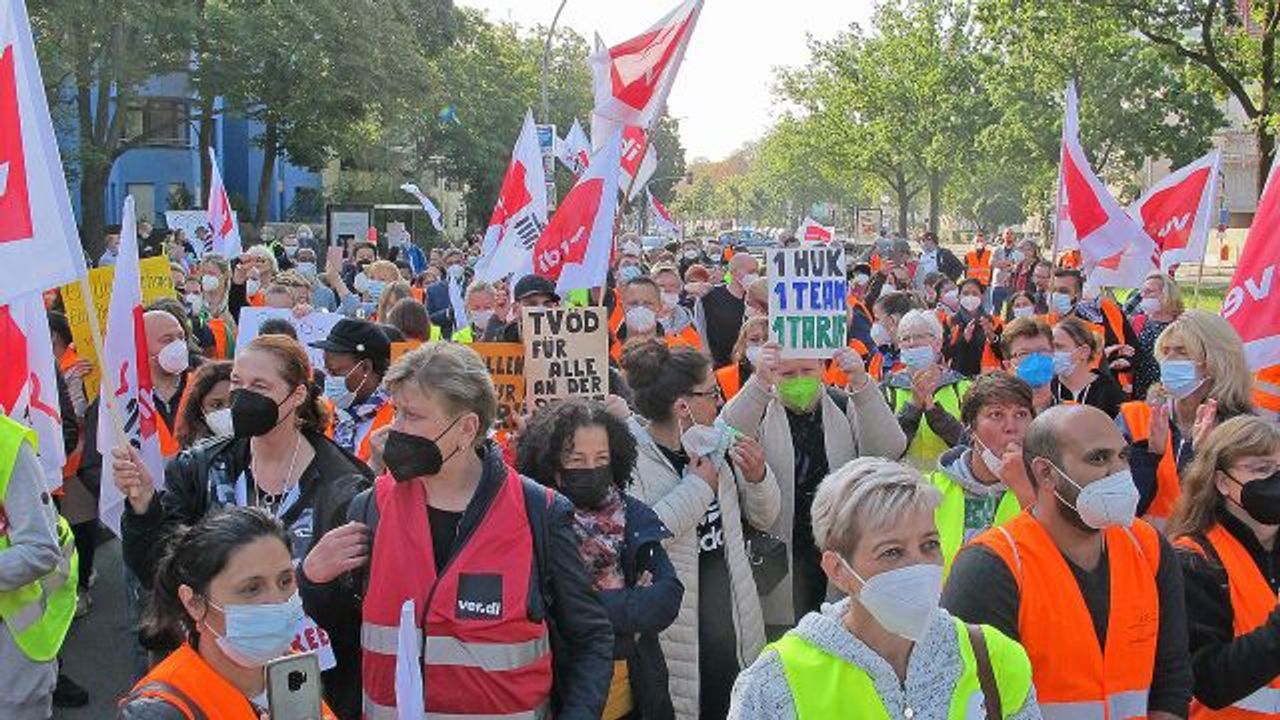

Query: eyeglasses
left=687, top=386, right=722, bottom=400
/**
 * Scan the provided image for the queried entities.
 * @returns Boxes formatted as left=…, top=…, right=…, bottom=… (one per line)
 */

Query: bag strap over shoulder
left=966, top=623, right=1003, bottom=720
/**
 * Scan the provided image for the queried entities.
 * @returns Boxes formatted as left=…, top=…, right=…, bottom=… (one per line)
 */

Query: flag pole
left=77, top=276, right=130, bottom=451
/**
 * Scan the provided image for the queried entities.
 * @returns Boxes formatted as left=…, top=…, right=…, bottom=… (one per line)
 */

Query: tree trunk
left=1259, top=128, right=1275, bottom=198
left=255, top=121, right=279, bottom=228
left=198, top=95, right=215, bottom=205
left=894, top=172, right=910, bottom=236
left=928, top=171, right=943, bottom=235
left=79, top=162, right=112, bottom=264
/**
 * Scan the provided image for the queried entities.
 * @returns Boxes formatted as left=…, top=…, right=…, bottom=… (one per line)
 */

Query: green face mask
left=777, top=375, right=822, bottom=411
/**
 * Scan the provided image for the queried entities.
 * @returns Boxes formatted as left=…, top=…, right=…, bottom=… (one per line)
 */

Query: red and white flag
left=619, top=124, right=658, bottom=201
left=648, top=190, right=679, bottom=236
left=475, top=111, right=549, bottom=283
left=556, top=119, right=592, bottom=178
left=207, top=147, right=242, bottom=258
left=1223, top=156, right=1280, bottom=371
left=0, top=292, right=66, bottom=490
left=533, top=129, right=623, bottom=293
left=797, top=217, right=835, bottom=244
left=97, top=197, right=165, bottom=535
left=589, top=0, right=702, bottom=129
left=1130, top=150, right=1221, bottom=271
left=1055, top=83, right=1145, bottom=270
left=0, top=0, right=87, bottom=304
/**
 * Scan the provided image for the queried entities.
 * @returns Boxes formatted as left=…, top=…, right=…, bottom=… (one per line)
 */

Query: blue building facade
left=58, top=73, right=323, bottom=227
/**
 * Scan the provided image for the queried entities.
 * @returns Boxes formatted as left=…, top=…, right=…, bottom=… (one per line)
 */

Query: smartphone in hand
left=266, top=653, right=323, bottom=720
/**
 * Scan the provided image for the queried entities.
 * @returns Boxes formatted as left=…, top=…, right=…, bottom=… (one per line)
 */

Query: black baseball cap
left=513, top=274, right=560, bottom=302
left=309, top=318, right=391, bottom=363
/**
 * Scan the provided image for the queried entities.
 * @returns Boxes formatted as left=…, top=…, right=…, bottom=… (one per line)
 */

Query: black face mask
left=230, top=389, right=284, bottom=438
left=1227, top=470, right=1280, bottom=525
left=382, top=415, right=464, bottom=483
left=558, top=467, right=614, bottom=510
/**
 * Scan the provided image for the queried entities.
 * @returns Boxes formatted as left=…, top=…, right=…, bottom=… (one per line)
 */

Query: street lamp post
left=541, top=0, right=571, bottom=124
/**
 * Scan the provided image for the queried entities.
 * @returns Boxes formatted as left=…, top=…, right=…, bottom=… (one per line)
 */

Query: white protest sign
left=164, top=210, right=212, bottom=254
left=522, top=306, right=608, bottom=409
left=767, top=246, right=848, bottom=359
left=235, top=307, right=341, bottom=367
left=292, top=615, right=336, bottom=671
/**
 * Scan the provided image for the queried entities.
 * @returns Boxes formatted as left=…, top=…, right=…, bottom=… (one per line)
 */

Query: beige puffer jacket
left=721, top=373, right=908, bottom=627
left=627, top=417, right=781, bottom=720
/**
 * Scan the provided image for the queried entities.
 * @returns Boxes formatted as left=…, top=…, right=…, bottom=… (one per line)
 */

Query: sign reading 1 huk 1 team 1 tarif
left=767, top=246, right=848, bottom=358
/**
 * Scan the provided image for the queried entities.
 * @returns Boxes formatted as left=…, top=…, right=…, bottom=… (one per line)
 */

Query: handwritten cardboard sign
left=59, top=256, right=175, bottom=401
left=521, top=307, right=608, bottom=409
left=767, top=246, right=848, bottom=358
left=472, top=342, right=526, bottom=424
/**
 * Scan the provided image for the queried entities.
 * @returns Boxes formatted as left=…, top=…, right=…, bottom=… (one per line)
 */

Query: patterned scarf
left=333, top=388, right=389, bottom=450
left=570, top=487, right=627, bottom=591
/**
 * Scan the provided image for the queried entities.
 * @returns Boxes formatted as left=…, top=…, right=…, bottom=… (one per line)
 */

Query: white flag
left=474, top=111, right=549, bottom=282
left=400, top=182, right=444, bottom=232
left=533, top=129, right=624, bottom=293
left=648, top=190, right=679, bottom=236
left=97, top=197, right=166, bottom=535
left=1054, top=83, right=1147, bottom=270
left=0, top=291, right=67, bottom=490
left=207, top=147, right=243, bottom=258
left=589, top=0, right=703, bottom=130
left=0, top=0, right=88, bottom=303
left=556, top=119, right=592, bottom=177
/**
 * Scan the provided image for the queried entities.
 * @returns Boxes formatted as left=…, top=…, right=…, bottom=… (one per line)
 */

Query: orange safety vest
left=1255, top=366, right=1280, bottom=414
left=716, top=364, right=743, bottom=401
left=966, top=248, right=993, bottom=285
left=824, top=337, right=884, bottom=387
left=157, top=413, right=179, bottom=459
left=249, top=292, right=266, bottom=308
left=122, top=643, right=337, bottom=720
left=356, top=402, right=396, bottom=463
left=207, top=318, right=231, bottom=360
left=1118, top=401, right=1180, bottom=527
left=1177, top=524, right=1280, bottom=720
left=608, top=289, right=624, bottom=335
left=974, top=511, right=1160, bottom=720
left=1098, top=299, right=1133, bottom=393
left=948, top=318, right=1003, bottom=372
left=611, top=324, right=701, bottom=362
left=411, top=286, right=425, bottom=304
left=360, top=470, right=552, bottom=718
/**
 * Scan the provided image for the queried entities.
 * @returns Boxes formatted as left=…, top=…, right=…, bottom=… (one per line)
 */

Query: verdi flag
left=475, top=111, right=549, bottom=282
left=534, top=129, right=623, bottom=293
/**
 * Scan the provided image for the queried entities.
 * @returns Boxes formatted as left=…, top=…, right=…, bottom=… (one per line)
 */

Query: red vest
left=360, top=470, right=552, bottom=719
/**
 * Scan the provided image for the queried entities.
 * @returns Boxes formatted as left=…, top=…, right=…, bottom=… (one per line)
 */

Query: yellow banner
left=60, top=256, right=176, bottom=401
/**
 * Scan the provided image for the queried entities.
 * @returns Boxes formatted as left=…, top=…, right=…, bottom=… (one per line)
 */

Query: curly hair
left=516, top=398, right=637, bottom=492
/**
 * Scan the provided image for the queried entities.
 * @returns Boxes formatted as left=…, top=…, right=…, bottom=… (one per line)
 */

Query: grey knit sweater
left=729, top=600, right=1042, bottom=720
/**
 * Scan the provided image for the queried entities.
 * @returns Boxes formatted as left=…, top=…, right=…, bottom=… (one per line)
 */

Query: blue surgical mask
left=1016, top=352, right=1054, bottom=388
left=295, top=261, right=316, bottom=279
left=1052, top=350, right=1077, bottom=377
left=1160, top=359, right=1204, bottom=399
left=324, top=364, right=361, bottom=410
left=900, top=346, right=936, bottom=372
left=207, top=593, right=304, bottom=669
left=1049, top=292, right=1073, bottom=315
left=366, top=280, right=386, bottom=299
left=619, top=265, right=642, bottom=283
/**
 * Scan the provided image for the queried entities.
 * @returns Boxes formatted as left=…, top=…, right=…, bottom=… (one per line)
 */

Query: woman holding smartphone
left=117, top=507, right=337, bottom=719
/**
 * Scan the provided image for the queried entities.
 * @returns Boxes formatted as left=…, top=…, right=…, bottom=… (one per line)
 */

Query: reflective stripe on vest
left=974, top=512, right=1158, bottom=720
left=0, top=415, right=78, bottom=662
left=1178, top=526, right=1280, bottom=720
left=891, top=382, right=968, bottom=469
left=360, top=622, right=549, bottom=671
left=966, top=249, right=992, bottom=285
left=360, top=469, right=551, bottom=716
left=125, top=644, right=337, bottom=719
left=362, top=693, right=549, bottom=720
left=1254, top=366, right=1280, bottom=414
left=771, top=616, right=1032, bottom=720
left=1119, top=401, right=1180, bottom=524
left=929, top=469, right=1019, bottom=572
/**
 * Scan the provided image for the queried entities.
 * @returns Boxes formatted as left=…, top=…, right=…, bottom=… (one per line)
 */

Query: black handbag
left=743, top=525, right=788, bottom=594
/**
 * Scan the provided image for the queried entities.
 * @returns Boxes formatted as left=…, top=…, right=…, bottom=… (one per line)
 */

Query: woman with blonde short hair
left=731, top=457, right=1039, bottom=720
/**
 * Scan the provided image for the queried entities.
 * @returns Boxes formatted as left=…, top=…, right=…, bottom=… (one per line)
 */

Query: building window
left=123, top=99, right=191, bottom=147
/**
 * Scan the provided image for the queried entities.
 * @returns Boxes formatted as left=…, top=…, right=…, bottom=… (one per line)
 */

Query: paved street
left=55, top=540, right=138, bottom=719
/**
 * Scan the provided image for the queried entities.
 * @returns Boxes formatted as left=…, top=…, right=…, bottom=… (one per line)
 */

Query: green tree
left=1076, top=0, right=1277, bottom=194
left=975, top=0, right=1224, bottom=220
left=30, top=0, right=197, bottom=258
